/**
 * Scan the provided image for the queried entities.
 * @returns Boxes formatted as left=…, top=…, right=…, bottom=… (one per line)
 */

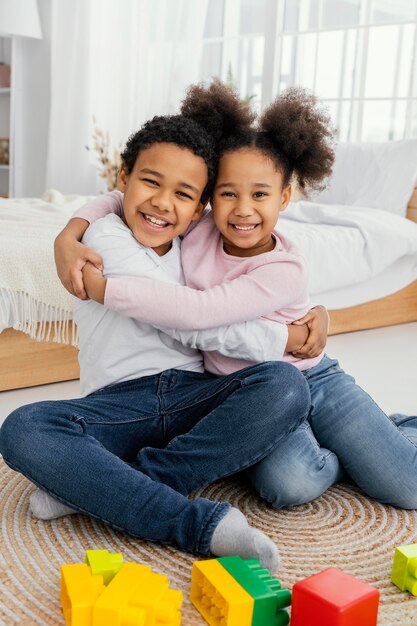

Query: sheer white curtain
left=46, top=0, right=208, bottom=194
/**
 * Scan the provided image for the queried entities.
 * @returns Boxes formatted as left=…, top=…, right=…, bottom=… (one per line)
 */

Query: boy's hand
left=82, top=262, right=107, bottom=304
left=54, top=219, right=103, bottom=300
left=291, top=305, right=329, bottom=358
left=286, top=323, right=309, bottom=354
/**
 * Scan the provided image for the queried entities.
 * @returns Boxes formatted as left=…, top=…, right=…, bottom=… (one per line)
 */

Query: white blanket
left=0, top=190, right=91, bottom=344
left=279, top=201, right=417, bottom=296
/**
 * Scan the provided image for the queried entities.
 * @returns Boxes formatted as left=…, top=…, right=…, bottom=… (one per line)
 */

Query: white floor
left=1, top=322, right=416, bottom=424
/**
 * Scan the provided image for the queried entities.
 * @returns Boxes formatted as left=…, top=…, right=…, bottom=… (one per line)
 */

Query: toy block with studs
left=290, top=567, right=380, bottom=626
left=60, top=552, right=182, bottom=626
left=60, top=563, right=106, bottom=626
left=92, top=561, right=183, bottom=626
left=85, top=549, right=124, bottom=585
left=391, top=543, right=417, bottom=595
left=190, top=556, right=291, bottom=626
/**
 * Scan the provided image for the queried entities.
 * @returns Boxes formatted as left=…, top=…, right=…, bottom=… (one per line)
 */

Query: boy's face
left=212, top=148, right=291, bottom=257
left=118, top=142, right=208, bottom=256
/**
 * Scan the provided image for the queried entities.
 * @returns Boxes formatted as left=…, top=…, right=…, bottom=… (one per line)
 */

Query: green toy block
left=391, top=544, right=417, bottom=595
left=85, top=549, right=124, bottom=585
left=217, top=557, right=291, bottom=626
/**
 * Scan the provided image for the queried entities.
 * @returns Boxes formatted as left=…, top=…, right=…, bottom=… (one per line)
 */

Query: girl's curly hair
left=181, top=79, right=255, bottom=148
left=256, top=87, right=335, bottom=192
left=181, top=82, right=335, bottom=194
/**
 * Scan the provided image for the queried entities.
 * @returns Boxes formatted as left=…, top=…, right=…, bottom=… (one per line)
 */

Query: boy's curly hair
left=121, top=115, right=217, bottom=202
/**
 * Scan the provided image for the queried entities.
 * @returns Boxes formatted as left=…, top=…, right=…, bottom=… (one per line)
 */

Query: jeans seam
left=72, top=413, right=161, bottom=426
left=162, top=414, right=168, bottom=444
left=166, top=377, right=244, bottom=415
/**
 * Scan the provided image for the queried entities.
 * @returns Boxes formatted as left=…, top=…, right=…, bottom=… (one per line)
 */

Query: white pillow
left=312, top=140, right=417, bottom=216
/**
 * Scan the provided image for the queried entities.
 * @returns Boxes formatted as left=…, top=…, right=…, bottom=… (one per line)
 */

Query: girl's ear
left=280, top=184, right=292, bottom=212
left=191, top=199, right=209, bottom=222
left=117, top=166, right=128, bottom=191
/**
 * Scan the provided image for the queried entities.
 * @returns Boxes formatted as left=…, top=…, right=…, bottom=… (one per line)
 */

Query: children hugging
left=1, top=80, right=416, bottom=573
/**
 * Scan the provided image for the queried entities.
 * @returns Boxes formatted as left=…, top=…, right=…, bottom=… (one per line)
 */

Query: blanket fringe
left=0, top=289, right=79, bottom=347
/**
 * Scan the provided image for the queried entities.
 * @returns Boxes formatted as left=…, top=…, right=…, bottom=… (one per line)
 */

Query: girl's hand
left=291, top=305, right=329, bottom=358
left=82, top=262, right=107, bottom=304
left=54, top=219, right=103, bottom=300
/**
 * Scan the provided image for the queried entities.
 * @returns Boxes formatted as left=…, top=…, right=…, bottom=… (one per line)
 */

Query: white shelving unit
left=0, top=37, right=13, bottom=197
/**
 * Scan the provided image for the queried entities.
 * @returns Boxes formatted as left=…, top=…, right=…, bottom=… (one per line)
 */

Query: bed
left=280, top=193, right=417, bottom=335
left=1, top=141, right=417, bottom=391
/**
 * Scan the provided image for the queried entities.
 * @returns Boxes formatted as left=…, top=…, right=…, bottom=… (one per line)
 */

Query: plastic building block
left=85, top=549, right=124, bottom=585
left=391, top=543, right=417, bottom=595
left=92, top=561, right=183, bottom=626
left=217, top=557, right=291, bottom=626
left=291, top=567, right=380, bottom=626
left=60, top=563, right=105, bottom=626
left=191, top=559, right=254, bottom=626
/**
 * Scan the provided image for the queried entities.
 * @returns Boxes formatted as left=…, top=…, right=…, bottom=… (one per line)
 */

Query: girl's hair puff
left=258, top=87, right=335, bottom=192
left=181, top=79, right=255, bottom=150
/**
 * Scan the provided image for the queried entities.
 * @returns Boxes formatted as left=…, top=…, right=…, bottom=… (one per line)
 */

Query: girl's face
left=212, top=148, right=291, bottom=257
left=118, top=142, right=208, bottom=256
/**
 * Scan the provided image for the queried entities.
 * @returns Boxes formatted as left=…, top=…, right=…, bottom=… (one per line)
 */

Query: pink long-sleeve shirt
left=74, top=191, right=323, bottom=374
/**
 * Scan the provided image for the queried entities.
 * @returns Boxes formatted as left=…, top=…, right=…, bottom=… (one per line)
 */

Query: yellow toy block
left=191, top=559, right=254, bottom=626
left=85, top=549, right=124, bottom=585
left=391, top=543, right=417, bottom=595
left=60, top=563, right=106, bottom=626
left=92, top=562, right=183, bottom=626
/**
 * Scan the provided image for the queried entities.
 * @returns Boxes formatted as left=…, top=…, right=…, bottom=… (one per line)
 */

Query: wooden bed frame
left=1, top=190, right=417, bottom=391
left=328, top=189, right=417, bottom=334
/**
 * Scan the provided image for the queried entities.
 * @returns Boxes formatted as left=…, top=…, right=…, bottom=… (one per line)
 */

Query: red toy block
left=291, top=567, right=380, bottom=626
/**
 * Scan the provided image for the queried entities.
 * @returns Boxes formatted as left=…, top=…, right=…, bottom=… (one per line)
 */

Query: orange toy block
left=60, top=563, right=106, bottom=626
left=92, top=562, right=183, bottom=626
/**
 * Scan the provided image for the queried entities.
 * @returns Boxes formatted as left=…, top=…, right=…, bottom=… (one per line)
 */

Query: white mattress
left=279, top=201, right=417, bottom=308
left=314, top=255, right=417, bottom=309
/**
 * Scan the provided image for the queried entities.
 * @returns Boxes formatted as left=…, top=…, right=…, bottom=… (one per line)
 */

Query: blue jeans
left=0, top=361, right=309, bottom=555
left=248, top=355, right=417, bottom=510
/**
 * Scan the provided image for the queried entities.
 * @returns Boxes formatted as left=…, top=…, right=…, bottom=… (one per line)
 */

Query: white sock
left=209, top=507, right=279, bottom=573
left=29, top=489, right=77, bottom=520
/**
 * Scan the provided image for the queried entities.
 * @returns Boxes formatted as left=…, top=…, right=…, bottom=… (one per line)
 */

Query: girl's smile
left=212, top=148, right=291, bottom=257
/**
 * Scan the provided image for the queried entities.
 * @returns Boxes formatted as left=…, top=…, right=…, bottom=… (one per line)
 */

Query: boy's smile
left=119, top=142, right=208, bottom=256
left=212, top=148, right=291, bottom=257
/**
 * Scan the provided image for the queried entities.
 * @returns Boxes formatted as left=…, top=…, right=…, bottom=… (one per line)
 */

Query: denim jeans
left=248, top=355, right=417, bottom=510
left=0, top=361, right=309, bottom=555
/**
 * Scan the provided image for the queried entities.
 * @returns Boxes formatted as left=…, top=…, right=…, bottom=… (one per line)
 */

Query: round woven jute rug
left=1, top=458, right=417, bottom=625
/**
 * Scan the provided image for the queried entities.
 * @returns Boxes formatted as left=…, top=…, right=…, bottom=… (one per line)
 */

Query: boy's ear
left=280, top=184, right=292, bottom=212
left=117, top=166, right=128, bottom=191
left=191, top=199, right=208, bottom=222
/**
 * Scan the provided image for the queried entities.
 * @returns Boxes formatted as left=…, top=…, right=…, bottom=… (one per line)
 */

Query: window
left=201, top=0, right=417, bottom=141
